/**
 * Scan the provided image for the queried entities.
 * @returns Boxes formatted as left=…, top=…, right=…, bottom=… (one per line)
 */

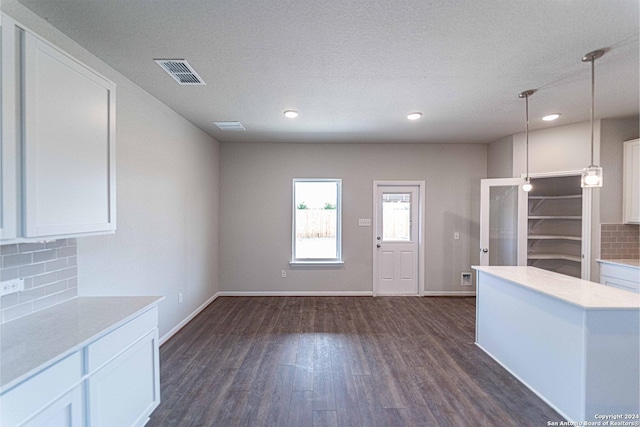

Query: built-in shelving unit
left=527, top=176, right=583, bottom=278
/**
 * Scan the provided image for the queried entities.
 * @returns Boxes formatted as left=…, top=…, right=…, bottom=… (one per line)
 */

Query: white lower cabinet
left=599, top=261, right=640, bottom=293
left=0, top=307, right=160, bottom=427
left=86, top=330, right=160, bottom=427
left=23, top=388, right=84, bottom=427
left=1, top=353, right=82, bottom=427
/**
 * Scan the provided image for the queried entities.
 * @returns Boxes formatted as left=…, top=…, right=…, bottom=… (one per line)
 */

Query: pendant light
left=519, top=89, right=536, bottom=192
left=581, top=49, right=605, bottom=188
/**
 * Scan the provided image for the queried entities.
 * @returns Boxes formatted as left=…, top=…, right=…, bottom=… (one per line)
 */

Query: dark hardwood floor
left=147, top=296, right=564, bottom=427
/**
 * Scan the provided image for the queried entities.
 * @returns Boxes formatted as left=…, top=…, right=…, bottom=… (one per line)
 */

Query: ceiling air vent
left=213, top=121, right=246, bottom=131
left=155, top=59, right=206, bottom=85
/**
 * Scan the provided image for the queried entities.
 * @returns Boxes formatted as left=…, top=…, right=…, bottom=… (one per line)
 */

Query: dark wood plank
left=287, top=390, right=313, bottom=427
left=147, top=296, right=565, bottom=427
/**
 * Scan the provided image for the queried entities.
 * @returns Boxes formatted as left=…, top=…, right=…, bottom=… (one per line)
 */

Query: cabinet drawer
left=0, top=352, right=82, bottom=427
left=602, top=275, right=640, bottom=293
left=87, top=307, right=158, bottom=373
left=600, top=263, right=640, bottom=284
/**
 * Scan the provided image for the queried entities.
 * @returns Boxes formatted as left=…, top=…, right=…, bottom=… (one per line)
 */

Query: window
left=292, top=179, right=342, bottom=263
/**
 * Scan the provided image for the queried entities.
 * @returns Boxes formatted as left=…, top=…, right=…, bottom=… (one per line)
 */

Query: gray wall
left=487, top=135, right=513, bottom=178
left=600, top=117, right=640, bottom=223
left=2, top=2, right=221, bottom=339
left=220, top=142, right=486, bottom=295
left=512, top=121, right=594, bottom=177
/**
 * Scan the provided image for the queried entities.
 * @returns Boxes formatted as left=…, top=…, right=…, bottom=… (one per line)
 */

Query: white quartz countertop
left=597, top=258, right=640, bottom=268
left=0, top=296, right=163, bottom=393
left=473, top=266, right=640, bottom=310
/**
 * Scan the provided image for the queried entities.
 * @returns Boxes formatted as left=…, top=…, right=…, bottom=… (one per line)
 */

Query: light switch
left=454, top=232, right=460, bottom=240
left=358, top=219, right=372, bottom=227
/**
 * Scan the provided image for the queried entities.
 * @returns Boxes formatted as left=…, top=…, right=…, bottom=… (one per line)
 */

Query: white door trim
left=372, top=181, right=425, bottom=296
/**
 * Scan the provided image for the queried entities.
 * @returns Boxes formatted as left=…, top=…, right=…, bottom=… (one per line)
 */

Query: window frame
left=291, top=178, right=343, bottom=265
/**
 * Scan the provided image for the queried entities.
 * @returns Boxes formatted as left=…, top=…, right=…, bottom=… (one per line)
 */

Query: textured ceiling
left=15, top=0, right=640, bottom=144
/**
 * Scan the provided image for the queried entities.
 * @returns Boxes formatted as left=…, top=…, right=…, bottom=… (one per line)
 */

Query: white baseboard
left=217, top=291, right=373, bottom=297
left=423, top=290, right=476, bottom=297
left=160, top=292, right=220, bottom=345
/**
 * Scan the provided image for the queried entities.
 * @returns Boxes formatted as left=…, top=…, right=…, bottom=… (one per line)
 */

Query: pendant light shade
left=582, top=165, right=603, bottom=187
left=581, top=49, right=605, bottom=188
left=519, top=89, right=536, bottom=192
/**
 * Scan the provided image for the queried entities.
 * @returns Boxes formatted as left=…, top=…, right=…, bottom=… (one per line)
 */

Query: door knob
left=377, top=244, right=381, bottom=248
left=482, top=248, right=488, bottom=253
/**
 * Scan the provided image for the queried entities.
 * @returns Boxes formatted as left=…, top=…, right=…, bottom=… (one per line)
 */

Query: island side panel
left=475, top=271, right=586, bottom=422
left=584, top=309, right=640, bottom=420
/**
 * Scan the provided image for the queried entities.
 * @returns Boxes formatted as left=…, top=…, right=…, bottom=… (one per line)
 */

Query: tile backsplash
left=1, top=239, right=78, bottom=323
left=600, top=224, right=640, bottom=260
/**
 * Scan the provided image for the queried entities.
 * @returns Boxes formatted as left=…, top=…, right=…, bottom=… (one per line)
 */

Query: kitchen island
left=473, top=266, right=640, bottom=423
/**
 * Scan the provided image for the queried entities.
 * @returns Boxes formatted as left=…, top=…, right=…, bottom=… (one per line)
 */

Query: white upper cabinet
left=623, top=138, right=639, bottom=224
left=1, top=15, right=116, bottom=241
left=1, top=16, right=19, bottom=241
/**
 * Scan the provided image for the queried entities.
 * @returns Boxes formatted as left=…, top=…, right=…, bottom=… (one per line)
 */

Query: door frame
left=479, top=177, right=528, bottom=266
left=372, top=181, right=425, bottom=296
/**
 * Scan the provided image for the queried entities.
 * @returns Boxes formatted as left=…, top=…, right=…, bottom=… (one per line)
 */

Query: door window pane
left=382, top=193, right=411, bottom=241
left=489, top=186, right=518, bottom=266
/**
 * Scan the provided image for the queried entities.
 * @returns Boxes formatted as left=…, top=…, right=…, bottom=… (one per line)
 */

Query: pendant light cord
left=590, top=57, right=595, bottom=167
left=582, top=49, right=605, bottom=169
left=525, top=94, right=530, bottom=180
left=518, top=89, right=535, bottom=188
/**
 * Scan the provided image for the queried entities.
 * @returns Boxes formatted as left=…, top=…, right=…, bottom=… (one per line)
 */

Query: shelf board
left=528, top=253, right=582, bottom=262
left=528, top=235, right=582, bottom=241
left=529, top=215, right=581, bottom=220
left=528, top=195, right=582, bottom=200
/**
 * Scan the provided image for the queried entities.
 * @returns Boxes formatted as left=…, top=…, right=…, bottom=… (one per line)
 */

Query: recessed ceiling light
left=407, top=112, right=423, bottom=120
left=284, top=110, right=298, bottom=118
left=542, top=113, right=561, bottom=121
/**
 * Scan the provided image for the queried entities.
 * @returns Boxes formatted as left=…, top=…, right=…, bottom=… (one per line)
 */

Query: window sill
left=290, top=260, right=344, bottom=268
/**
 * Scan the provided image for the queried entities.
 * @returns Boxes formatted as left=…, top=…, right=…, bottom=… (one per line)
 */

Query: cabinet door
left=0, top=352, right=82, bottom=427
left=22, top=31, right=115, bottom=238
left=87, top=330, right=160, bottom=427
left=1, top=15, right=18, bottom=240
left=21, top=387, right=83, bottom=427
left=624, top=139, right=639, bottom=224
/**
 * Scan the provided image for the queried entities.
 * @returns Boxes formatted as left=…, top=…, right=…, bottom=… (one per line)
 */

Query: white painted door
left=480, top=178, right=527, bottom=266
left=374, top=184, right=420, bottom=295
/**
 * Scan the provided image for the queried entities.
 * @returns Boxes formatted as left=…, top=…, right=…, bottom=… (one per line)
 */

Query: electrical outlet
left=454, top=232, right=460, bottom=240
left=281, top=270, right=287, bottom=278
left=461, top=272, right=472, bottom=286
left=1, top=278, right=25, bottom=296
left=178, top=292, right=183, bottom=303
